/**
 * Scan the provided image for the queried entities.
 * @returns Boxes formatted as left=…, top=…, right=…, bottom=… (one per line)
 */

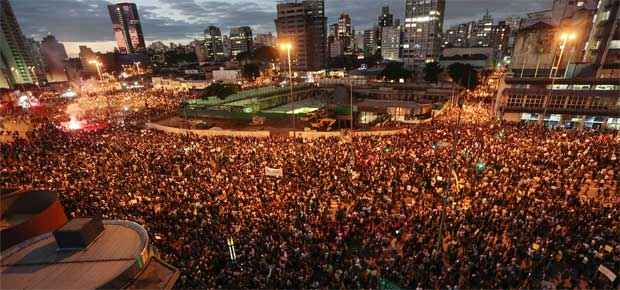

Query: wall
left=146, top=122, right=271, bottom=138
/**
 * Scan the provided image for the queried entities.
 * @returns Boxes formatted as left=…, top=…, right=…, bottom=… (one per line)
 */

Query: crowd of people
left=1, top=89, right=619, bottom=289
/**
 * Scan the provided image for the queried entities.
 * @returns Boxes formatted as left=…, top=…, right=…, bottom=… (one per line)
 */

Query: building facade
left=337, top=13, right=353, bottom=55
left=443, top=22, right=475, bottom=48
left=107, top=3, right=146, bottom=54
left=275, top=0, right=327, bottom=71
left=254, top=33, right=275, bottom=47
left=79, top=46, right=100, bottom=76
left=26, top=38, right=48, bottom=85
left=402, top=0, right=445, bottom=67
left=363, top=28, right=380, bottom=57
left=497, top=0, right=619, bottom=129
left=204, top=26, right=225, bottom=61
left=584, top=0, right=620, bottom=78
left=230, top=26, right=253, bottom=57
left=0, top=0, right=38, bottom=88
left=378, top=5, right=394, bottom=28
left=381, top=25, right=402, bottom=61
left=40, top=35, right=69, bottom=83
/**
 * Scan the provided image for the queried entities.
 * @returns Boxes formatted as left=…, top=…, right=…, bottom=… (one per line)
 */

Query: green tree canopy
left=242, top=63, right=261, bottom=81
left=381, top=62, right=412, bottom=82
left=447, top=63, right=479, bottom=89
left=202, top=82, right=240, bottom=100
left=423, top=61, right=443, bottom=83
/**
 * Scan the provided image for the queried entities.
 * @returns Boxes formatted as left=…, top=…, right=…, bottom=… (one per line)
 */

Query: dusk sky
left=12, top=0, right=549, bottom=56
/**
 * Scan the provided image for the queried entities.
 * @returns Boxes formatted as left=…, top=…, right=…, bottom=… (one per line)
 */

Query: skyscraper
left=275, top=0, right=327, bottom=71
left=254, top=33, right=275, bottom=47
left=230, top=26, right=253, bottom=57
left=402, top=0, right=446, bottom=67
left=337, top=13, right=353, bottom=54
left=204, top=26, right=224, bottom=61
left=40, top=35, right=69, bottom=83
left=107, top=3, right=146, bottom=54
left=382, top=23, right=402, bottom=61
left=0, top=0, right=38, bottom=88
left=363, top=28, right=380, bottom=57
left=379, top=6, right=394, bottom=27
left=25, top=38, right=47, bottom=85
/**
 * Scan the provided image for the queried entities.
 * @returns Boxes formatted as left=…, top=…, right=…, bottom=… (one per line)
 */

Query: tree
left=203, top=82, right=240, bottom=100
left=423, top=61, right=443, bottom=83
left=381, top=62, right=412, bottom=82
left=447, top=63, right=479, bottom=89
left=254, top=46, right=279, bottom=63
left=235, top=51, right=254, bottom=65
left=242, top=63, right=261, bottom=81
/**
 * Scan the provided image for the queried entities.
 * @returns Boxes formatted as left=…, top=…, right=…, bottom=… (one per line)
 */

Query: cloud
left=11, top=0, right=549, bottom=54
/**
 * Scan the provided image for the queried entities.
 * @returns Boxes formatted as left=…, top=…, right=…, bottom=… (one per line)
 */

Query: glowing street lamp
left=280, top=42, right=295, bottom=131
left=89, top=60, right=103, bottom=80
left=134, top=61, right=142, bottom=74
left=550, top=31, right=577, bottom=79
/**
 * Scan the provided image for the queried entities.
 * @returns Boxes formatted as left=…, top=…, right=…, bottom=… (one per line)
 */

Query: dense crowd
left=1, top=101, right=619, bottom=289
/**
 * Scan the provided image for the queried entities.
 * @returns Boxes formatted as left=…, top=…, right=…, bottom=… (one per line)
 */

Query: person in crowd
left=1, top=90, right=618, bottom=289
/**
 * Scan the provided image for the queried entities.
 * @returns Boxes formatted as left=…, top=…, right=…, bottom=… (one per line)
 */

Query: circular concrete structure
left=0, top=189, right=68, bottom=251
left=0, top=220, right=151, bottom=289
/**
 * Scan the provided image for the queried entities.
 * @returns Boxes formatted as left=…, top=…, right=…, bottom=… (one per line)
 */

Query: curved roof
left=1, top=220, right=149, bottom=290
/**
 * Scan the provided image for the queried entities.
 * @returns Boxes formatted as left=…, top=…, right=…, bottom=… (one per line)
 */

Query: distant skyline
left=11, top=0, right=548, bottom=56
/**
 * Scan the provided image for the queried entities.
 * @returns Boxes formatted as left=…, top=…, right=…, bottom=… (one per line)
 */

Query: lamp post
left=89, top=60, right=103, bottom=80
left=542, top=31, right=576, bottom=127
left=549, top=32, right=576, bottom=79
left=280, top=43, right=294, bottom=132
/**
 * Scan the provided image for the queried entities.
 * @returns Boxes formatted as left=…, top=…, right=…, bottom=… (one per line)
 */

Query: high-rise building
left=204, top=26, right=224, bottom=61
left=25, top=38, right=47, bottom=85
left=222, top=35, right=232, bottom=59
left=79, top=46, right=100, bottom=76
left=353, top=31, right=365, bottom=53
left=491, top=21, right=511, bottom=58
left=328, top=36, right=345, bottom=58
left=275, top=0, right=327, bottom=71
left=337, top=13, right=353, bottom=54
left=379, top=6, right=394, bottom=27
left=230, top=26, right=253, bottom=57
left=40, top=35, right=68, bottom=83
left=107, top=3, right=146, bottom=54
left=381, top=24, right=402, bottom=61
left=0, top=0, right=38, bottom=88
left=442, top=22, right=475, bottom=48
left=254, top=33, right=275, bottom=47
left=363, top=28, right=380, bottom=57
left=471, top=10, right=494, bottom=47
left=584, top=0, right=620, bottom=78
left=403, top=0, right=446, bottom=67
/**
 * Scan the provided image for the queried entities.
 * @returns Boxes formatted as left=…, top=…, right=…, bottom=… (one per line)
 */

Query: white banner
left=598, top=265, right=617, bottom=282
left=265, top=167, right=283, bottom=177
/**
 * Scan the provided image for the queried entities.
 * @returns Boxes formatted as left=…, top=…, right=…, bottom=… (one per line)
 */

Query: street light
left=543, top=31, right=577, bottom=127
left=549, top=32, right=577, bottom=79
left=89, top=60, right=103, bottom=80
left=134, top=61, right=142, bottom=75
left=28, top=66, right=40, bottom=87
left=280, top=42, right=294, bottom=132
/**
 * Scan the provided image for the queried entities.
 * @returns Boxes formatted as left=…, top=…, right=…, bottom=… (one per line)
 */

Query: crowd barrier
left=146, top=123, right=271, bottom=138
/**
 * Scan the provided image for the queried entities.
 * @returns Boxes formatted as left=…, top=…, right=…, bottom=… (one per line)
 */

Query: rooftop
left=0, top=220, right=150, bottom=289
